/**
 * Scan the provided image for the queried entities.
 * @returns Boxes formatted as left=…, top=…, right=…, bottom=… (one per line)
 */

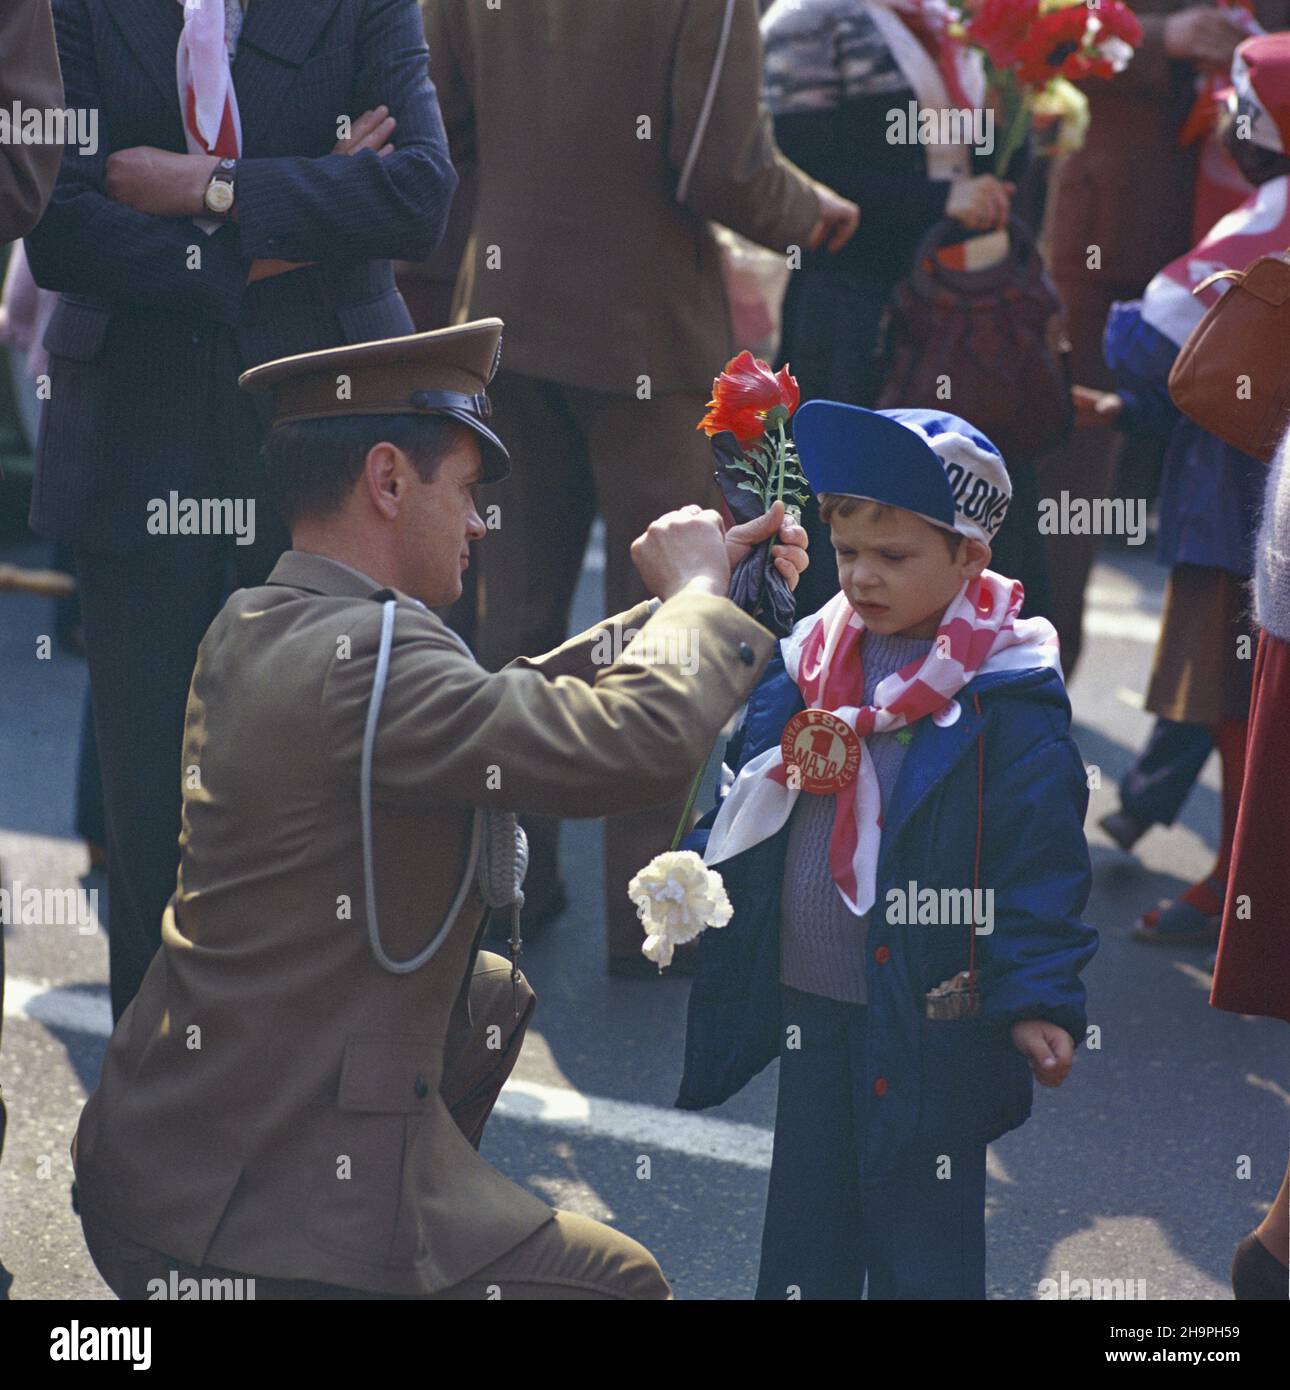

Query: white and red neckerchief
left=1141, top=173, right=1290, bottom=348
left=702, top=571, right=1062, bottom=916
left=864, top=0, right=985, bottom=181
left=177, top=0, right=242, bottom=161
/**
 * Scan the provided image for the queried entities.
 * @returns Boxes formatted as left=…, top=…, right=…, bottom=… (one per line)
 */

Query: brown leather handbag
left=1167, top=250, right=1290, bottom=464
left=876, top=217, right=1072, bottom=460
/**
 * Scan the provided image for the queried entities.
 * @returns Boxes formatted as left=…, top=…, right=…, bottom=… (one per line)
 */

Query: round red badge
left=780, top=708, right=862, bottom=794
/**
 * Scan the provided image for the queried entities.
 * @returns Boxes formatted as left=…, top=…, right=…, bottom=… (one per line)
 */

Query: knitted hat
left=793, top=402, right=1011, bottom=546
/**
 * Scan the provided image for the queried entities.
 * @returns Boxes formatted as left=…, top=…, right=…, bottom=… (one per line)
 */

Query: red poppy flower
left=1097, top=1, right=1144, bottom=48
left=697, top=350, right=800, bottom=447
left=965, top=0, right=1039, bottom=71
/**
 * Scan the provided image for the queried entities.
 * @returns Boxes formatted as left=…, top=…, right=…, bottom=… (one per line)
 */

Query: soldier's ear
left=363, top=442, right=404, bottom=517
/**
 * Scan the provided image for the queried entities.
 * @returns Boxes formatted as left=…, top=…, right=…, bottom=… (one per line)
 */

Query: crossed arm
left=27, top=0, right=456, bottom=311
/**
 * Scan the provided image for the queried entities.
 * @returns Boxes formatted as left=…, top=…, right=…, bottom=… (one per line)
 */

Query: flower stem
left=775, top=420, right=787, bottom=506
left=669, top=760, right=707, bottom=852
left=994, top=73, right=1030, bottom=182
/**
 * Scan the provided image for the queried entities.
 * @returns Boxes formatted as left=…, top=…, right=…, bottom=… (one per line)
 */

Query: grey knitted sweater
left=779, top=630, right=934, bottom=1003
left=1255, top=431, right=1290, bottom=642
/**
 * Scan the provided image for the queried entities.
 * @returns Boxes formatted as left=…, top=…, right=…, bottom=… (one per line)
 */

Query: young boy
left=677, top=402, right=1097, bottom=1299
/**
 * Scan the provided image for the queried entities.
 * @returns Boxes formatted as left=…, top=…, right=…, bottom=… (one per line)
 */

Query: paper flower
left=697, top=350, right=800, bottom=449
left=697, top=350, right=808, bottom=638
left=628, top=851, right=733, bottom=970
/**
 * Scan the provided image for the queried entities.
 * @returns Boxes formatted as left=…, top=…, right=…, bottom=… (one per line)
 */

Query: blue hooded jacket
left=675, top=643, right=1097, bottom=1184
left=1103, top=300, right=1264, bottom=577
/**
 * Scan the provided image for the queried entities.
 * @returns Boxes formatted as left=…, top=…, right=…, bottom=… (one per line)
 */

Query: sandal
left=1132, top=896, right=1222, bottom=946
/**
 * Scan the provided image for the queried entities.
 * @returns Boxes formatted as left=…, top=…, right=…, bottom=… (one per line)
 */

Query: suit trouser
left=756, top=986, right=987, bottom=1301
left=74, top=529, right=288, bottom=1022
left=1119, top=717, right=1214, bottom=829
left=80, top=952, right=671, bottom=1300
left=473, top=372, right=720, bottom=961
left=1036, top=277, right=1134, bottom=680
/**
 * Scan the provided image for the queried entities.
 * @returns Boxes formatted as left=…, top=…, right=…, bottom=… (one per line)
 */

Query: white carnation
left=627, top=850, right=734, bottom=969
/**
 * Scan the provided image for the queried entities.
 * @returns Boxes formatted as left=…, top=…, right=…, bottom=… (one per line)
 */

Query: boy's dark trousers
left=756, top=986, right=987, bottom=1301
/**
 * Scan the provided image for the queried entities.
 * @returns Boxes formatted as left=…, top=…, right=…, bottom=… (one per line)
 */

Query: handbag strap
left=676, top=0, right=737, bottom=204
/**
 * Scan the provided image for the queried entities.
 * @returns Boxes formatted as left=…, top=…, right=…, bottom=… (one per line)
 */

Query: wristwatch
left=203, top=158, right=238, bottom=219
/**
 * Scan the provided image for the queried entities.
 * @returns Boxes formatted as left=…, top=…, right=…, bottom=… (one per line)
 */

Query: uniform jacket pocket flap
left=337, top=1035, right=442, bottom=1114
left=42, top=298, right=111, bottom=362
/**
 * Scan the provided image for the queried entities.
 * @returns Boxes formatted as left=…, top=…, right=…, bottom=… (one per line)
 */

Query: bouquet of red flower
left=697, top=350, right=809, bottom=637
left=962, top=0, right=1143, bottom=177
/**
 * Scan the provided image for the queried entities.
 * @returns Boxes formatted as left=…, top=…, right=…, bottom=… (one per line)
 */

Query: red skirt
left=1212, top=631, right=1290, bottom=1024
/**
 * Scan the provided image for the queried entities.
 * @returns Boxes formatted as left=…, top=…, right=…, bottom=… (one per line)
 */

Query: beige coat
left=72, top=551, right=774, bottom=1295
left=424, top=0, right=820, bottom=394
left=0, top=0, right=64, bottom=245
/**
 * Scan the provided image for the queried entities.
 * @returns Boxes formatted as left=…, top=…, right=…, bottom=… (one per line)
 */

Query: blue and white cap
left=793, top=403, right=1011, bottom=546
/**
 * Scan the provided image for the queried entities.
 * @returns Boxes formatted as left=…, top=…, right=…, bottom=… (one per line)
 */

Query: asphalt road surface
left=2, top=522, right=1286, bottom=1301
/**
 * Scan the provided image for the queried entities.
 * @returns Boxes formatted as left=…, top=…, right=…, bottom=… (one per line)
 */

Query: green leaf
left=725, top=459, right=762, bottom=479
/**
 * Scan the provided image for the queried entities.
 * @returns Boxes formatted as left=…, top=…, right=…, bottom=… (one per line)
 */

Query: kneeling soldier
left=71, top=318, right=807, bottom=1299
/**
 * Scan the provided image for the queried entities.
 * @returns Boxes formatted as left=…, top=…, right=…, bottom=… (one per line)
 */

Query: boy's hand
left=1010, top=1019, right=1074, bottom=1087
left=725, top=500, right=810, bottom=591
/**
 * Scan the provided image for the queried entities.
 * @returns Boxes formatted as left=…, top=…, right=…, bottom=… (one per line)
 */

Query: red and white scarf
left=1141, top=173, right=1290, bottom=349
left=702, top=572, right=1062, bottom=915
left=177, top=0, right=242, bottom=160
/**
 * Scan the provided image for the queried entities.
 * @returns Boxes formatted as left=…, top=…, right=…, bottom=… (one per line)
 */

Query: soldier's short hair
left=262, top=414, right=466, bottom=528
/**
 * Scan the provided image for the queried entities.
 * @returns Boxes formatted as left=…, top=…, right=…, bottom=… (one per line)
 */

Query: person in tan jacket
left=72, top=319, right=809, bottom=1300
left=425, top=0, right=856, bottom=968
left=0, top=0, right=64, bottom=246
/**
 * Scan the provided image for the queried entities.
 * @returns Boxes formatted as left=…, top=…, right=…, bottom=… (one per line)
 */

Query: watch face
left=206, top=180, right=235, bottom=214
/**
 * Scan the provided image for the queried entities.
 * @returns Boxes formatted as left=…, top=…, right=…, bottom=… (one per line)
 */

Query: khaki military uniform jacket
left=72, top=551, right=774, bottom=1295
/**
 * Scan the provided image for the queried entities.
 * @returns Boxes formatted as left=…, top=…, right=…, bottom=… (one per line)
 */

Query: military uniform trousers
left=756, top=986, right=987, bottom=1301
left=473, top=370, right=722, bottom=964
left=80, top=953, right=671, bottom=1300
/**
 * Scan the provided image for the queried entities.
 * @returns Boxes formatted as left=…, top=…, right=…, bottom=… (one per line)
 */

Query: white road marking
left=494, top=1077, right=772, bottom=1169
left=5, top=977, right=775, bottom=1168
left=1081, top=608, right=1161, bottom=646
left=4, top=976, right=111, bottom=1036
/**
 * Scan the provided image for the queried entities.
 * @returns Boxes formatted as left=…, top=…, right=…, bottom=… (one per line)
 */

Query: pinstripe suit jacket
left=25, top=0, right=458, bottom=550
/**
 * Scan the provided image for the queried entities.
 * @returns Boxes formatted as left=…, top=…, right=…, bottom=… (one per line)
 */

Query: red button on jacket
left=873, top=946, right=891, bottom=964
left=873, top=1077, right=888, bottom=1097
